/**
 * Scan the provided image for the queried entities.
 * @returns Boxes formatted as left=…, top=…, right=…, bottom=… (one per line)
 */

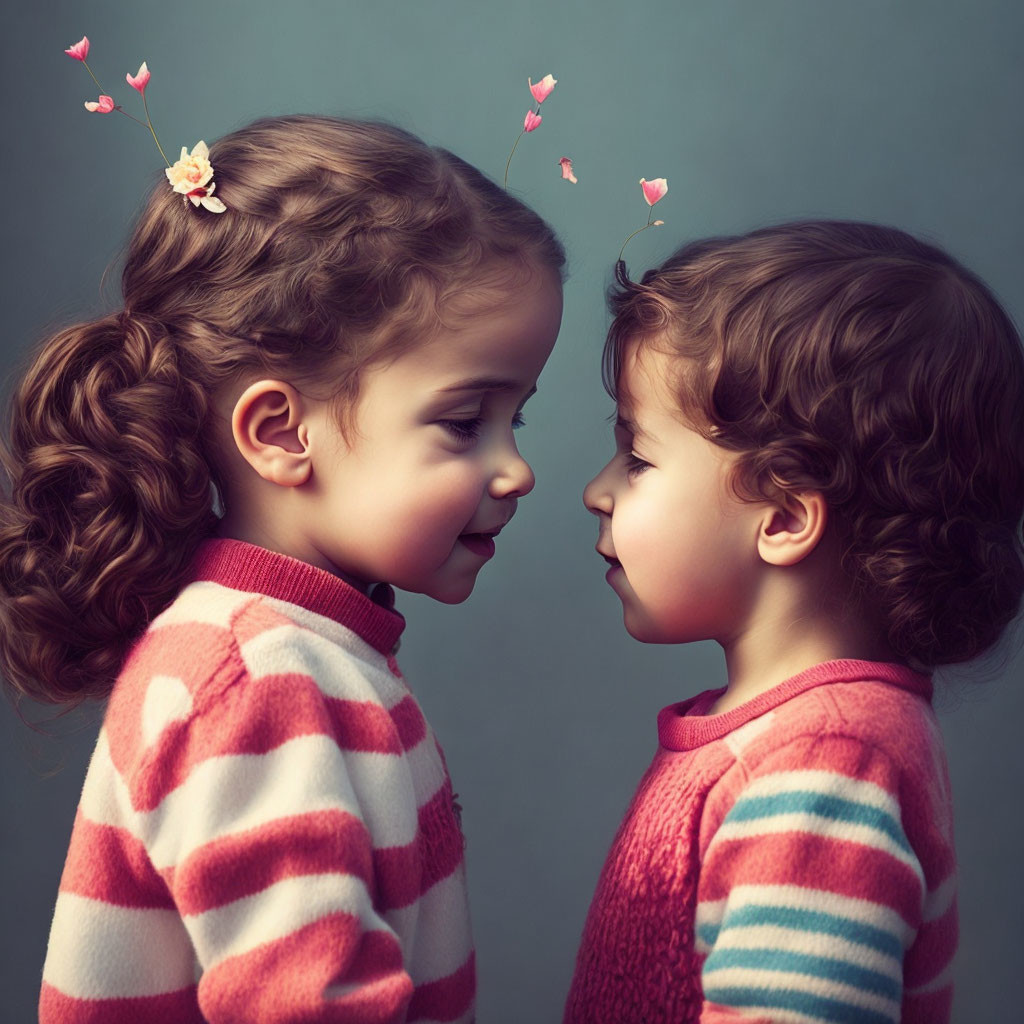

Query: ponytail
left=0, top=313, right=218, bottom=705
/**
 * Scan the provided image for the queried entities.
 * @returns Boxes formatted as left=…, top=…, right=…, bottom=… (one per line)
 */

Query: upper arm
left=697, top=736, right=925, bottom=1023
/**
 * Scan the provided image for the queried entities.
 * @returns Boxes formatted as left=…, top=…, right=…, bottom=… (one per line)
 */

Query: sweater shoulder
left=726, top=676, right=943, bottom=774
left=101, top=581, right=408, bottom=791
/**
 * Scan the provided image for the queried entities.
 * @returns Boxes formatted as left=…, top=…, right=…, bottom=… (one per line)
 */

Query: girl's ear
left=756, top=491, right=828, bottom=566
left=230, top=380, right=313, bottom=487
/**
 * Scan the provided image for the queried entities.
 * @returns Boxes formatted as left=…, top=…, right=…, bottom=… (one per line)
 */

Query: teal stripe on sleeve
left=724, top=790, right=912, bottom=855
left=705, top=903, right=904, bottom=961
left=704, top=946, right=901, bottom=1001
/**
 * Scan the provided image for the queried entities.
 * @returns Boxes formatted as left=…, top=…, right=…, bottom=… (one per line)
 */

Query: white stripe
left=698, top=885, right=917, bottom=946
left=703, top=965, right=900, bottom=1020
left=156, top=736, right=422, bottom=865
left=402, top=731, right=449, bottom=805
left=724, top=711, right=777, bottom=757
left=187, top=871, right=388, bottom=967
left=78, top=731, right=138, bottom=831
left=79, top=733, right=421, bottom=862
left=150, top=580, right=253, bottom=630
left=922, top=874, right=956, bottom=922
left=739, top=770, right=901, bottom=818
left=388, top=867, right=473, bottom=985
left=708, top=923, right=901, bottom=981
left=43, top=892, right=195, bottom=998
left=240, top=622, right=387, bottom=702
left=714, top=811, right=924, bottom=882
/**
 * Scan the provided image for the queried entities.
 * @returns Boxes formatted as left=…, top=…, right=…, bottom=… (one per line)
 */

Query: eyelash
left=625, top=453, right=651, bottom=476
left=439, top=412, right=526, bottom=442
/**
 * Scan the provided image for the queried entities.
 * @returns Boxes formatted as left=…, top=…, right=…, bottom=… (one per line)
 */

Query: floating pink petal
left=523, top=110, right=542, bottom=132
left=65, top=36, right=89, bottom=61
left=126, top=61, right=150, bottom=94
left=639, top=177, right=668, bottom=205
left=84, top=95, right=115, bottom=113
left=558, top=157, right=578, bottom=184
left=528, top=74, right=557, bottom=104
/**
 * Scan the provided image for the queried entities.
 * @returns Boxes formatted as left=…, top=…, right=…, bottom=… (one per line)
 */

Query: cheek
left=374, top=462, right=483, bottom=545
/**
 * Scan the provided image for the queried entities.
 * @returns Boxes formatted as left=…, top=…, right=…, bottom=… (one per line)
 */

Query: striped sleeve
left=97, top=614, right=416, bottom=1023
left=158, top=677, right=415, bottom=1022
left=696, top=737, right=938, bottom=1023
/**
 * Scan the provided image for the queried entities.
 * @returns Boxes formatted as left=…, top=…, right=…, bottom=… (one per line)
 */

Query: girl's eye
left=625, top=453, right=651, bottom=476
left=438, top=417, right=483, bottom=442
left=512, top=412, right=526, bottom=430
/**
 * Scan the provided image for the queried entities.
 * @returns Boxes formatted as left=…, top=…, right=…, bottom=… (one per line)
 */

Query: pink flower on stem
left=504, top=72, right=559, bottom=189
left=619, top=176, right=669, bottom=263
left=639, top=177, right=669, bottom=206
left=558, top=157, right=578, bottom=184
left=84, top=95, right=116, bottom=113
left=528, top=74, right=557, bottom=104
left=523, top=110, right=542, bottom=132
left=126, top=61, right=150, bottom=94
left=65, top=36, right=89, bottom=61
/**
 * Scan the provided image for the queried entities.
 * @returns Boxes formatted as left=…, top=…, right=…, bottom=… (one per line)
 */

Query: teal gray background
left=3, top=1, right=1022, bottom=1020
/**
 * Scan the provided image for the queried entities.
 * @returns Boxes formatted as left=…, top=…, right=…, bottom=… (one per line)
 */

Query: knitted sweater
left=40, top=538, right=475, bottom=1024
left=564, top=660, right=957, bottom=1024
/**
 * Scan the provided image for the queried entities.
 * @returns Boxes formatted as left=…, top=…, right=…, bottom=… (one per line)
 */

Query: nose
left=489, top=441, right=536, bottom=500
left=583, top=459, right=615, bottom=516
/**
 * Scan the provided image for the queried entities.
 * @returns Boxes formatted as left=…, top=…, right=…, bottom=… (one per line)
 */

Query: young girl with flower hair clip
left=567, top=220, right=1024, bottom=1022
left=0, top=111, right=564, bottom=1023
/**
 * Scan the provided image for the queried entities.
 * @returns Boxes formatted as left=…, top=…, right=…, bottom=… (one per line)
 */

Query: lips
left=459, top=523, right=505, bottom=559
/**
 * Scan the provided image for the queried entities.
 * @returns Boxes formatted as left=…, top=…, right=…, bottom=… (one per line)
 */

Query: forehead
left=371, top=265, right=563, bottom=391
left=615, top=340, right=683, bottom=419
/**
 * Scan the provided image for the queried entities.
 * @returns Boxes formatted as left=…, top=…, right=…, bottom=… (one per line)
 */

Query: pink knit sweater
left=564, top=660, right=957, bottom=1024
left=40, top=539, right=475, bottom=1023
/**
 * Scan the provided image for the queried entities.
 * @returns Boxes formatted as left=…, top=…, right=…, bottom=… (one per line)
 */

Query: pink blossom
left=65, top=36, right=89, bottom=61
left=639, top=177, right=668, bottom=206
left=126, top=61, right=150, bottom=94
left=528, top=74, right=557, bottom=104
left=558, top=157, right=578, bottom=184
left=84, top=95, right=115, bottom=113
left=523, top=110, right=542, bottom=133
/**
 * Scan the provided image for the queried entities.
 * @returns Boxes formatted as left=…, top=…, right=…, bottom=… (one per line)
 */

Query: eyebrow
left=437, top=377, right=536, bottom=397
left=615, top=413, right=657, bottom=443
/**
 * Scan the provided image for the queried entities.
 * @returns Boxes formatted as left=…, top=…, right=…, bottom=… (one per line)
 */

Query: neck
left=711, top=567, right=901, bottom=716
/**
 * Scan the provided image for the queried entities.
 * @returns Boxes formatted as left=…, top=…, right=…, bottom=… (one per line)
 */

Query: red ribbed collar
left=657, top=659, right=932, bottom=752
left=188, top=538, right=405, bottom=656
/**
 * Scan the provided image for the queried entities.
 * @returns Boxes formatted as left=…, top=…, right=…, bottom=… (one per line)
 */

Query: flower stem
left=142, top=91, right=170, bottom=167
left=115, top=107, right=150, bottom=128
left=82, top=60, right=103, bottom=92
left=617, top=208, right=662, bottom=262
left=504, top=131, right=525, bottom=190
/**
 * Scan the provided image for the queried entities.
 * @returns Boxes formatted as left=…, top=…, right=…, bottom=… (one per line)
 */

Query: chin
left=623, top=608, right=684, bottom=645
left=411, top=576, right=478, bottom=605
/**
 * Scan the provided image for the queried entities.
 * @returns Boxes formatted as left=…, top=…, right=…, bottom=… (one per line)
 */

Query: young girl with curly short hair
left=568, top=220, right=1024, bottom=1023
left=0, top=114, right=564, bottom=1024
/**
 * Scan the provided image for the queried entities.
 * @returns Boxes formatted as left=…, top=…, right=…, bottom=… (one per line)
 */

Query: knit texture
left=40, top=538, right=475, bottom=1024
left=564, top=660, right=957, bottom=1024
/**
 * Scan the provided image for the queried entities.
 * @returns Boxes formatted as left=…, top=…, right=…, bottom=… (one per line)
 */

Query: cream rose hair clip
left=64, top=35, right=226, bottom=213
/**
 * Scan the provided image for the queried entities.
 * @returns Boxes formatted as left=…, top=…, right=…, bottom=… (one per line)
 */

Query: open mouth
left=459, top=530, right=500, bottom=559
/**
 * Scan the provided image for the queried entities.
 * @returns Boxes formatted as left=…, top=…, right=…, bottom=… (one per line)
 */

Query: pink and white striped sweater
left=40, top=538, right=475, bottom=1024
left=564, top=660, right=957, bottom=1024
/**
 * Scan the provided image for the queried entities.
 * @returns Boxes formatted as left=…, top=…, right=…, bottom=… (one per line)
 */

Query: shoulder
left=103, top=581, right=409, bottom=782
left=724, top=676, right=943, bottom=779
left=700, top=675, right=951, bottom=854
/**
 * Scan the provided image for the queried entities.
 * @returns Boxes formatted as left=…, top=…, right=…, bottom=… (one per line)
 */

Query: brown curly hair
left=605, top=220, right=1024, bottom=669
left=0, top=115, right=565, bottom=706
